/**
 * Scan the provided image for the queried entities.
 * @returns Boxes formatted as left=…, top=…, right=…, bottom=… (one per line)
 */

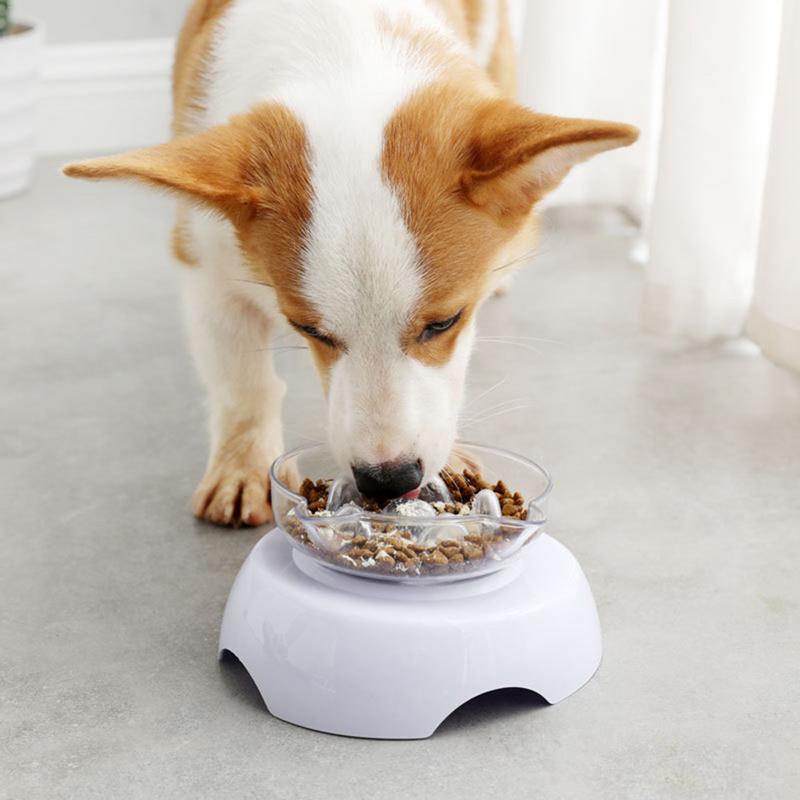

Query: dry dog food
left=284, top=469, right=535, bottom=578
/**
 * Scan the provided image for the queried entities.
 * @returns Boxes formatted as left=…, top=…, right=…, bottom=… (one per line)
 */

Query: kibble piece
left=464, top=533, right=483, bottom=544
left=462, top=543, right=484, bottom=560
left=441, top=546, right=461, bottom=558
left=421, top=549, right=447, bottom=566
left=448, top=552, right=465, bottom=563
left=351, top=534, right=367, bottom=546
left=375, top=551, right=395, bottom=567
left=501, top=502, right=517, bottom=517
left=463, top=469, right=481, bottom=489
left=387, top=536, right=407, bottom=550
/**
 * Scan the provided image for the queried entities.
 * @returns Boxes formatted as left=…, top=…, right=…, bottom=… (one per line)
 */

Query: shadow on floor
left=434, top=687, right=548, bottom=737
left=218, top=651, right=265, bottom=713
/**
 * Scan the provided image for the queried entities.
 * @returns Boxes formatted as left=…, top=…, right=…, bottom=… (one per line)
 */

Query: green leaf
left=0, top=0, right=10, bottom=37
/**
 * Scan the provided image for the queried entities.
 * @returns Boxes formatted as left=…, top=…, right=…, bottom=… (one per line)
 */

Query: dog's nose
left=351, top=459, right=423, bottom=500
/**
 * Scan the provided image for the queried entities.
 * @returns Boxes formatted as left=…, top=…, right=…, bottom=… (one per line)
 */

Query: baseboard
left=39, top=38, right=174, bottom=155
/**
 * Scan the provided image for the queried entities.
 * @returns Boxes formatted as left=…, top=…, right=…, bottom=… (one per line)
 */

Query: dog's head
left=66, top=86, right=636, bottom=500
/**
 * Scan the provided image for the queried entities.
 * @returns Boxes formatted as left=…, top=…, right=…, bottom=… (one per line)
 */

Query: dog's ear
left=462, top=100, right=638, bottom=218
left=63, top=104, right=306, bottom=218
left=64, top=127, right=259, bottom=214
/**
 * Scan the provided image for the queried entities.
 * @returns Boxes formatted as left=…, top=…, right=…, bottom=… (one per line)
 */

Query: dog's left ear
left=463, top=100, right=639, bottom=218
left=63, top=103, right=307, bottom=220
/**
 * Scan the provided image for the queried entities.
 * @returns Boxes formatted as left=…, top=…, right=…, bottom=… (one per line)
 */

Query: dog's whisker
left=461, top=396, right=528, bottom=420
left=478, top=335, right=568, bottom=347
left=491, top=248, right=539, bottom=273
left=460, top=404, right=533, bottom=428
left=463, top=375, right=509, bottom=410
left=461, top=394, right=529, bottom=416
left=475, top=338, right=544, bottom=355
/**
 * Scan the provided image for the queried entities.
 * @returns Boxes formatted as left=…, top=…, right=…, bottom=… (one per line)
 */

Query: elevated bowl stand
left=219, top=532, right=602, bottom=739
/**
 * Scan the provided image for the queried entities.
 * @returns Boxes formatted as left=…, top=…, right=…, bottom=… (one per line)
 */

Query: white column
left=747, top=0, right=800, bottom=372
left=643, top=0, right=782, bottom=339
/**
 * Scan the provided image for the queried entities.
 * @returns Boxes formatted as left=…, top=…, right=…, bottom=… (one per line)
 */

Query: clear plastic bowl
left=269, top=442, right=552, bottom=583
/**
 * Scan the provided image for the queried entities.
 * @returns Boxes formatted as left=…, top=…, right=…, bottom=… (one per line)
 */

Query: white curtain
left=746, top=0, right=800, bottom=371
left=516, top=0, right=800, bottom=373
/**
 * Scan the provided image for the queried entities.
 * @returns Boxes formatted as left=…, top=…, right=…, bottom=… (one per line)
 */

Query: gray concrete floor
left=1, top=158, right=799, bottom=800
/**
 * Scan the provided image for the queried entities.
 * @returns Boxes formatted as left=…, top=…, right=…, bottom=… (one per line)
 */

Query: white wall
left=15, top=0, right=189, bottom=42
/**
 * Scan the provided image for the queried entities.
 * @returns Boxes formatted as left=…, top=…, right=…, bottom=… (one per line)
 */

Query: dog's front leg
left=181, top=270, right=285, bottom=527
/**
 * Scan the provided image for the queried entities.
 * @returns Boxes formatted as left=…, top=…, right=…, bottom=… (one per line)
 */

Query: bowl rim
left=269, top=440, right=553, bottom=524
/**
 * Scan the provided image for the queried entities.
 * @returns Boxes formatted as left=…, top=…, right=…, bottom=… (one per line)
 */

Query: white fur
left=182, top=0, right=501, bottom=493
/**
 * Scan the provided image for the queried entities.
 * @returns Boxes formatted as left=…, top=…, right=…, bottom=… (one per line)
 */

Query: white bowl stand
left=219, top=532, right=602, bottom=739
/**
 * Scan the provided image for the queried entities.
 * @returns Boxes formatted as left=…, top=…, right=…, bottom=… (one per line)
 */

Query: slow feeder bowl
left=219, top=443, right=602, bottom=739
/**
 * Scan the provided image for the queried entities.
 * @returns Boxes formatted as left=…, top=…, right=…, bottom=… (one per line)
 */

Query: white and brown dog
left=66, top=0, right=637, bottom=526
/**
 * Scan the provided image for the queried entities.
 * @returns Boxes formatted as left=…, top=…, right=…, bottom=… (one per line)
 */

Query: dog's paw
left=192, top=441, right=278, bottom=528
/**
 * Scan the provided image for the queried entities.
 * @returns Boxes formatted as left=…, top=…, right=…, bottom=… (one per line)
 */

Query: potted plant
left=0, top=1, right=43, bottom=199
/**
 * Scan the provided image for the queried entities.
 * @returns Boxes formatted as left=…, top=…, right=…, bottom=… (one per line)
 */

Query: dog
left=65, top=0, right=637, bottom=526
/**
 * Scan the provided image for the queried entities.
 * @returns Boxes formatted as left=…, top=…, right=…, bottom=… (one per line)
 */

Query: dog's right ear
left=63, top=126, right=260, bottom=214
left=63, top=103, right=308, bottom=219
left=462, top=100, right=639, bottom=219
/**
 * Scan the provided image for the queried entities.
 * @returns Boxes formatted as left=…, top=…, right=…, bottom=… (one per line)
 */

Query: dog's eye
left=419, top=309, right=464, bottom=343
left=292, top=322, right=337, bottom=348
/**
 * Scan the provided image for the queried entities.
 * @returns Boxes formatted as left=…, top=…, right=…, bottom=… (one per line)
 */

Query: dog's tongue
left=401, top=488, right=421, bottom=500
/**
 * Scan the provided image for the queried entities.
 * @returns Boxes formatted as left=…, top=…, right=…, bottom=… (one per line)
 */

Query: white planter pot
left=0, top=21, right=43, bottom=199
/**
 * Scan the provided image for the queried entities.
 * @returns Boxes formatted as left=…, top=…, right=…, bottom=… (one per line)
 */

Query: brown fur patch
left=171, top=212, right=197, bottom=265
left=383, top=84, right=638, bottom=366
left=461, top=0, right=483, bottom=44
left=172, top=0, right=235, bottom=138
